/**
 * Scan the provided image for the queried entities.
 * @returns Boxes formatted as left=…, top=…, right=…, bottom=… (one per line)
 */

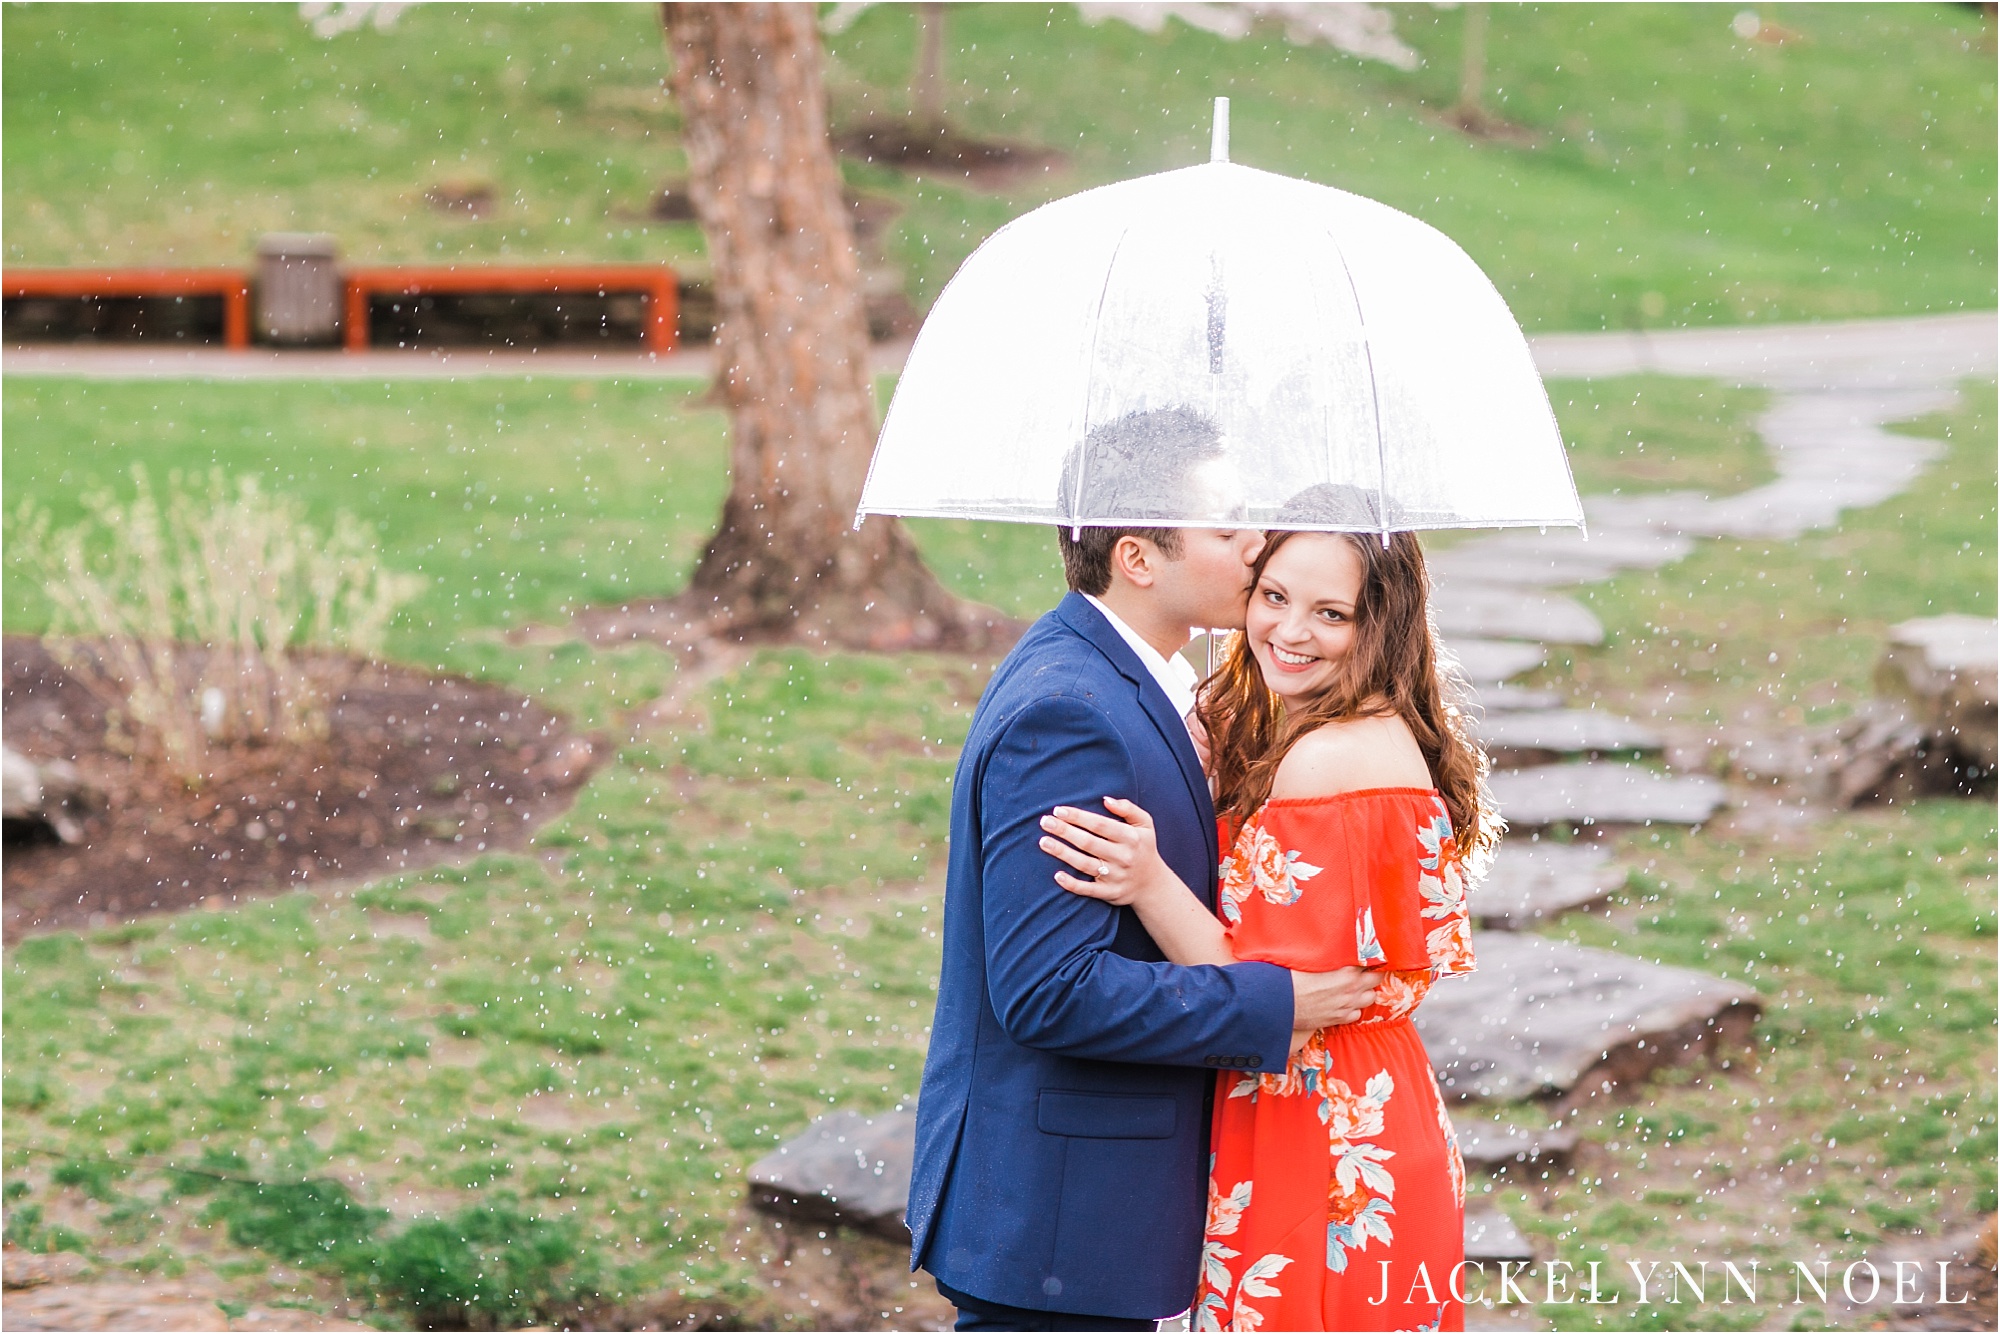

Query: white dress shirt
left=1084, top=594, right=1201, bottom=744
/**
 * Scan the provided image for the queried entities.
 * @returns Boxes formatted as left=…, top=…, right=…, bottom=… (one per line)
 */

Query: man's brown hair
left=1054, top=407, right=1223, bottom=594
left=1056, top=526, right=1184, bottom=595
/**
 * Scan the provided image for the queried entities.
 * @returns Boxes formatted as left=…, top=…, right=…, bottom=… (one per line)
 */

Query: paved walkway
left=4, top=309, right=1992, bottom=384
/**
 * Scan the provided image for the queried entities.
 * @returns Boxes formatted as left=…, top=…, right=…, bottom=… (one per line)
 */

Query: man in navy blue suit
left=908, top=410, right=1381, bottom=1331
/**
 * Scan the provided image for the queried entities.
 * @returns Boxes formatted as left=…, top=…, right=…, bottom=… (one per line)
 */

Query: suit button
left=1205, top=1056, right=1221, bottom=1067
left=1247, top=1056, right=1263, bottom=1069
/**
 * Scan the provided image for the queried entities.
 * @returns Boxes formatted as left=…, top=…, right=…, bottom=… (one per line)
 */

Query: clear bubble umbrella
left=856, top=99, right=1582, bottom=538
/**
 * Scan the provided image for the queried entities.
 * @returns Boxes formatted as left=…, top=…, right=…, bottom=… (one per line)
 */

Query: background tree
left=1451, top=2, right=1494, bottom=134
left=656, top=2, right=1004, bottom=650
left=911, top=3, right=948, bottom=128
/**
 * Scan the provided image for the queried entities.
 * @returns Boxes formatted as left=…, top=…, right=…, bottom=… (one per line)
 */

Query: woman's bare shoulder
left=1270, top=714, right=1432, bottom=801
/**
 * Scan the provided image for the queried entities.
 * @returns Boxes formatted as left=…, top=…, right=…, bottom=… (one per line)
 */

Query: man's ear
left=1110, top=534, right=1159, bottom=589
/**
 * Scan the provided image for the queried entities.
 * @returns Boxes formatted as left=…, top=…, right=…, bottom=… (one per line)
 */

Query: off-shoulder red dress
left=1193, top=789, right=1475, bottom=1333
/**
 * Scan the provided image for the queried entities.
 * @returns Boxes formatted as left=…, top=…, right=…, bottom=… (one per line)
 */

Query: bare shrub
left=16, top=468, right=424, bottom=783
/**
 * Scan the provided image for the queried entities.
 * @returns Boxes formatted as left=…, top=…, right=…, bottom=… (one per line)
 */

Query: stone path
left=1414, top=310, right=1992, bottom=1253
left=1470, top=844, right=1622, bottom=930
left=1415, top=934, right=1763, bottom=1104
left=1438, top=311, right=1992, bottom=838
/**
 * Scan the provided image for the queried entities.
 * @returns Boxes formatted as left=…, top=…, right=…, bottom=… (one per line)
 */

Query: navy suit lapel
left=1053, top=593, right=1220, bottom=898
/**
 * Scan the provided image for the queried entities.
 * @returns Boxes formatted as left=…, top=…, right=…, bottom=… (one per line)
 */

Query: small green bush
left=181, top=1169, right=598, bottom=1329
left=360, top=1200, right=599, bottom=1331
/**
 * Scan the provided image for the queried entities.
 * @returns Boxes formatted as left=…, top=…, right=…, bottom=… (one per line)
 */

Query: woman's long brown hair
left=1198, top=530, right=1499, bottom=869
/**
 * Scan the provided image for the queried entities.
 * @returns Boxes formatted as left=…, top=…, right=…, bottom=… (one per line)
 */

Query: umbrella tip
left=1211, top=96, right=1230, bottom=163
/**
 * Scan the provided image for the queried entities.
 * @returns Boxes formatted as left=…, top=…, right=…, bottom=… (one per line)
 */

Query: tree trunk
left=656, top=3, right=1008, bottom=651
left=912, top=3, right=947, bottom=128
left=1453, top=3, right=1491, bottom=133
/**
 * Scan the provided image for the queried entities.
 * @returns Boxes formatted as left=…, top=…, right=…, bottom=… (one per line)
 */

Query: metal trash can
left=255, top=233, right=341, bottom=344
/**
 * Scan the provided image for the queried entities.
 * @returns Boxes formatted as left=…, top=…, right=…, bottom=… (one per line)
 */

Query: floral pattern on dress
left=1218, top=823, right=1322, bottom=925
left=1415, top=806, right=1475, bottom=979
left=1356, top=907, right=1387, bottom=967
left=1195, top=1171, right=1295, bottom=1333
left=1200, top=790, right=1475, bottom=1331
left=1321, top=1070, right=1397, bottom=1273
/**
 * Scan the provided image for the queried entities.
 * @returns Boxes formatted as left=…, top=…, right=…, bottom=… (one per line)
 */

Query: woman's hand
left=1039, top=796, right=1172, bottom=907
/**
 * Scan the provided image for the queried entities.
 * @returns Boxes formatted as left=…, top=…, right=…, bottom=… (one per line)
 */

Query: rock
left=2, top=746, right=93, bottom=845
left=1879, top=614, right=1998, bottom=771
left=534, top=737, right=597, bottom=786
left=1430, top=583, right=1605, bottom=646
left=1454, top=1119, right=1580, bottom=1173
left=1429, top=548, right=1630, bottom=590
left=1463, top=1204, right=1535, bottom=1263
left=1488, top=761, right=1727, bottom=828
left=1444, top=639, right=1547, bottom=685
left=1822, top=702, right=1934, bottom=807
left=1462, top=683, right=1563, bottom=712
left=1471, top=710, right=1663, bottom=767
left=1427, top=526, right=1697, bottom=590
left=1416, top=934, right=1762, bottom=1105
left=3, top=1252, right=89, bottom=1290
left=748, top=1107, right=915, bottom=1241
left=1441, top=527, right=1695, bottom=576
left=2, top=746, right=41, bottom=818
left=1473, top=843, right=1623, bottom=930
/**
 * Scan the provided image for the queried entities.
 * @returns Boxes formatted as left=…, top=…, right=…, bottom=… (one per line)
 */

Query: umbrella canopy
left=856, top=101, right=1582, bottom=536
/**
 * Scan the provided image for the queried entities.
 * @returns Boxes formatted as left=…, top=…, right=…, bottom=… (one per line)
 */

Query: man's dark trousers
left=907, top=593, right=1294, bottom=1326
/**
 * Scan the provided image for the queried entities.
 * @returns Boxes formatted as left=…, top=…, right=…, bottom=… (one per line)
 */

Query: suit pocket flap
left=1036, top=1089, right=1177, bottom=1140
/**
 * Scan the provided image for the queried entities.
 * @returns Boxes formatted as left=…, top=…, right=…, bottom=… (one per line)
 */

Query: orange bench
left=3, top=267, right=252, bottom=349
left=343, top=264, right=679, bottom=353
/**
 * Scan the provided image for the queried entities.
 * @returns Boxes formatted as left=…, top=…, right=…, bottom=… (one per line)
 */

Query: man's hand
left=1290, top=966, right=1380, bottom=1032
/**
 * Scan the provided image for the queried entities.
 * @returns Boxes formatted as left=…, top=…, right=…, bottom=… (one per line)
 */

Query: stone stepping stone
left=1447, top=526, right=1695, bottom=573
left=1416, top=933, right=1762, bottom=1104
left=1464, top=1204, right=1535, bottom=1263
left=1882, top=614, right=1998, bottom=770
left=1473, top=843, right=1624, bottom=930
left=1580, top=490, right=1713, bottom=536
left=1455, top=1120, right=1580, bottom=1172
left=748, top=1106, right=1549, bottom=1270
left=1444, top=638, right=1548, bottom=684
left=1488, top=761, right=1726, bottom=828
left=1429, top=548, right=1630, bottom=590
left=1472, top=710, right=1664, bottom=767
left=1424, top=528, right=1688, bottom=592
left=1464, top=683, right=1563, bottom=712
left=748, top=1106, right=915, bottom=1241
left=1431, top=582, right=1605, bottom=646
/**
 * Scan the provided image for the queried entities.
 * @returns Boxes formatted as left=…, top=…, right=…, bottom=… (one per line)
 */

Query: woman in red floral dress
left=1039, top=528, right=1494, bottom=1333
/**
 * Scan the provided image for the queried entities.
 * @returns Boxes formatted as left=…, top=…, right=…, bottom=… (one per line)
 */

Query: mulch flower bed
left=2, top=635, right=600, bottom=943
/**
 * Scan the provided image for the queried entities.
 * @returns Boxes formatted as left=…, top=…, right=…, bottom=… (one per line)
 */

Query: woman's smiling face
left=1244, top=533, right=1366, bottom=703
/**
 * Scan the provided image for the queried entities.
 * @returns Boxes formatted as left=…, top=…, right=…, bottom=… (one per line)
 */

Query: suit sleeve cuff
left=1228, top=960, right=1295, bottom=1072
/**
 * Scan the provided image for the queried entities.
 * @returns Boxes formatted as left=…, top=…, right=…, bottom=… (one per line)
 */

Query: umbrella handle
left=1211, top=97, right=1230, bottom=164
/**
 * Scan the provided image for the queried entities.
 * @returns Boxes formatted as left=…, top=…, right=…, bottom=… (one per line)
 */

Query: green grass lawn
left=4, top=3, right=1992, bottom=330
left=3, top=372, right=1991, bottom=1326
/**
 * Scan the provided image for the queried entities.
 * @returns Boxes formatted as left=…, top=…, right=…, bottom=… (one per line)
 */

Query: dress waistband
left=1321, top=1014, right=1417, bottom=1037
